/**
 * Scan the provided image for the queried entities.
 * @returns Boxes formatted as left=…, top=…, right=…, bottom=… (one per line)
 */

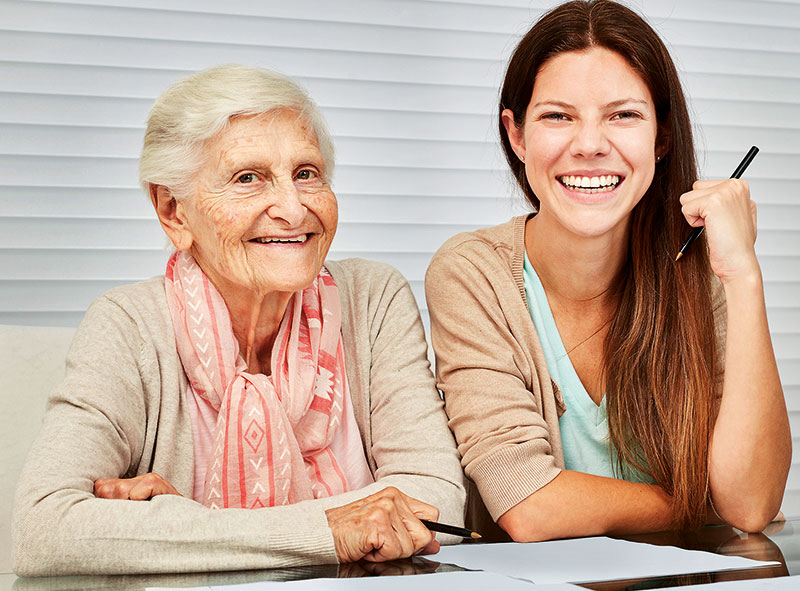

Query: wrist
left=720, top=262, right=763, bottom=292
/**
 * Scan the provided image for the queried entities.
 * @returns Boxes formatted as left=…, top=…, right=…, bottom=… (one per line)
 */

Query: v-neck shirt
left=522, top=251, right=653, bottom=483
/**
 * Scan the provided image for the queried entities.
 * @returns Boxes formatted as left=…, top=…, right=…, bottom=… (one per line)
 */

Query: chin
left=255, top=270, right=321, bottom=294
left=559, top=208, right=631, bottom=239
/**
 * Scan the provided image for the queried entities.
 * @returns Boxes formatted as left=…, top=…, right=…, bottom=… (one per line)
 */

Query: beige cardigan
left=13, top=258, right=465, bottom=576
left=425, top=215, right=725, bottom=539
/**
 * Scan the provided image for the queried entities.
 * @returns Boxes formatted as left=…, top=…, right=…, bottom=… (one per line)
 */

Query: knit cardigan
left=13, top=258, right=465, bottom=576
left=425, top=215, right=725, bottom=539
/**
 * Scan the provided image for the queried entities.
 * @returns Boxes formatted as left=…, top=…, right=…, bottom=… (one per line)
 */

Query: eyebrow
left=531, top=98, right=649, bottom=110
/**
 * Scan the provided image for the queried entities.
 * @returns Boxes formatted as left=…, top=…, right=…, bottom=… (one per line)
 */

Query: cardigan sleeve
left=12, top=294, right=338, bottom=576
left=425, top=243, right=562, bottom=521
left=318, top=259, right=466, bottom=533
left=362, top=263, right=466, bottom=529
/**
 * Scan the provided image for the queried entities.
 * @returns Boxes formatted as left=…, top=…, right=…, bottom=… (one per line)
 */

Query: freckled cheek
left=306, top=191, right=338, bottom=231
left=323, top=200, right=338, bottom=228
left=200, top=206, right=254, bottom=248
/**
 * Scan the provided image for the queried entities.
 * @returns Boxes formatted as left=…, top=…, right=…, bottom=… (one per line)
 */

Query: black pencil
left=675, top=145, right=759, bottom=261
left=420, top=519, right=482, bottom=539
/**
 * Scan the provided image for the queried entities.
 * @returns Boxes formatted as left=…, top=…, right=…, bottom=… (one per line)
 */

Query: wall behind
left=1, top=0, right=798, bottom=516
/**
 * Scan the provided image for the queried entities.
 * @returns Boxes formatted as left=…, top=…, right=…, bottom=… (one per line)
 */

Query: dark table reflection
left=11, top=520, right=797, bottom=590
left=10, top=558, right=458, bottom=591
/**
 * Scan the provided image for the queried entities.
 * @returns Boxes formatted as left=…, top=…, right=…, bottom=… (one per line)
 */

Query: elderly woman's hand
left=325, top=487, right=440, bottom=563
left=94, top=473, right=181, bottom=500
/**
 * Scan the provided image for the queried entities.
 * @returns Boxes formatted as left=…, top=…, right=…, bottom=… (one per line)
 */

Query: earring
left=656, top=155, right=661, bottom=162
left=520, top=155, right=525, bottom=162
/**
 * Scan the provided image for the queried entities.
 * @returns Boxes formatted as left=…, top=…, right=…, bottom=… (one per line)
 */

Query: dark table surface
left=3, top=519, right=797, bottom=590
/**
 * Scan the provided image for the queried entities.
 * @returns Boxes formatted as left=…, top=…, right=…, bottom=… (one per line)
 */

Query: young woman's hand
left=325, top=487, right=440, bottom=563
left=94, top=473, right=181, bottom=500
left=679, top=178, right=759, bottom=284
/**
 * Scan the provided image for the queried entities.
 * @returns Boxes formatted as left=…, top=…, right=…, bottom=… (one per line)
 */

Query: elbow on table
left=497, top=509, right=564, bottom=543
left=721, top=504, right=779, bottom=533
left=713, top=487, right=785, bottom=533
left=12, top=506, right=71, bottom=577
left=13, top=553, right=44, bottom=578
left=12, top=531, right=51, bottom=577
left=501, top=521, right=545, bottom=543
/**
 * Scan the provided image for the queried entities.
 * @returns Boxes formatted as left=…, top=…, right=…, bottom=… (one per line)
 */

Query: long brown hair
left=500, top=0, right=717, bottom=529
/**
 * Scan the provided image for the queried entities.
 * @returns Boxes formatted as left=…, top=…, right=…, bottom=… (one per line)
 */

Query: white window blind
left=1, top=0, right=798, bottom=519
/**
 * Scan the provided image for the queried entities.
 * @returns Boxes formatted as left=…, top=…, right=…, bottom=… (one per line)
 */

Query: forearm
left=13, top=482, right=338, bottom=576
left=14, top=409, right=338, bottom=575
left=496, top=470, right=675, bottom=542
left=709, top=270, right=791, bottom=531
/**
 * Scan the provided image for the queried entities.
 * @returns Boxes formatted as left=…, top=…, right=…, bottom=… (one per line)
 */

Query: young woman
left=426, top=0, right=790, bottom=542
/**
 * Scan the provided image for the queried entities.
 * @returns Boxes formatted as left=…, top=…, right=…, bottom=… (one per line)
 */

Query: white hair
left=139, top=64, right=335, bottom=198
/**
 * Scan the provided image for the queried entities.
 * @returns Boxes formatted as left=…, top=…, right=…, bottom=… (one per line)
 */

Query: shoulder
left=95, top=276, right=167, bottom=309
left=77, top=276, right=173, bottom=352
left=325, top=258, right=411, bottom=307
left=427, top=216, right=526, bottom=280
left=426, top=217, right=527, bottom=294
left=325, top=258, right=418, bottom=328
left=86, top=276, right=168, bottom=326
left=325, top=257, right=405, bottom=287
left=434, top=217, right=518, bottom=259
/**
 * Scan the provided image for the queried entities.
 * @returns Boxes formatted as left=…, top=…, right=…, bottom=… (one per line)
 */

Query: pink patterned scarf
left=165, top=251, right=350, bottom=509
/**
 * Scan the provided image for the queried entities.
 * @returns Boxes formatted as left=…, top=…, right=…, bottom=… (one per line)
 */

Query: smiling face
left=171, top=109, right=337, bottom=298
left=503, top=47, right=661, bottom=241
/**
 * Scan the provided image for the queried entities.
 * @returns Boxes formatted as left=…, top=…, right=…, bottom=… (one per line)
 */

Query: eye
left=295, top=167, right=319, bottom=181
left=235, top=172, right=258, bottom=184
left=611, top=111, right=642, bottom=121
left=541, top=112, right=570, bottom=122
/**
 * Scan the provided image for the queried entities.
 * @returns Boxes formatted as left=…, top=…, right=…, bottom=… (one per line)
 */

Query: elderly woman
left=13, top=65, right=465, bottom=576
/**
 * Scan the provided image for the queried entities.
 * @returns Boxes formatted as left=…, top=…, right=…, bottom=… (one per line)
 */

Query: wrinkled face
left=512, top=47, right=660, bottom=239
left=176, top=109, right=337, bottom=296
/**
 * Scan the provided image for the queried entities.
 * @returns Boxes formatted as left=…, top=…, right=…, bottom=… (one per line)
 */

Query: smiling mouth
left=249, top=234, right=309, bottom=244
left=558, top=175, right=622, bottom=193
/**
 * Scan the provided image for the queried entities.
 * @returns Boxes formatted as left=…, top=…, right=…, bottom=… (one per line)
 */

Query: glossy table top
left=3, top=519, right=797, bottom=591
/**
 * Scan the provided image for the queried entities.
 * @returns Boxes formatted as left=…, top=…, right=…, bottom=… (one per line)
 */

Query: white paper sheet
left=146, top=570, right=582, bottom=590
left=434, top=536, right=780, bottom=584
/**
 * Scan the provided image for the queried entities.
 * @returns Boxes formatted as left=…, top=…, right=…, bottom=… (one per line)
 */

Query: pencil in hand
left=420, top=519, right=482, bottom=539
left=675, top=145, right=759, bottom=261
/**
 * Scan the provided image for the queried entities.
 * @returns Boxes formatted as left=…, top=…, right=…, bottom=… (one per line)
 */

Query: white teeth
left=253, top=234, right=308, bottom=244
left=559, top=175, right=620, bottom=192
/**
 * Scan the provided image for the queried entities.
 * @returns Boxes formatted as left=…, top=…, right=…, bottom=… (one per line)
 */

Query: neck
left=208, top=277, right=293, bottom=374
left=232, top=292, right=293, bottom=374
left=525, top=213, right=628, bottom=307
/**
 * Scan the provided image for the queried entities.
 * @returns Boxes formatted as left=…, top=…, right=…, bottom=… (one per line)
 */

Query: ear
left=150, top=184, right=194, bottom=251
left=501, top=108, right=526, bottom=162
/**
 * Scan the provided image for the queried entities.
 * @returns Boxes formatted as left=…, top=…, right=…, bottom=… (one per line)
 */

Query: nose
left=267, top=183, right=307, bottom=227
left=570, top=119, right=611, bottom=159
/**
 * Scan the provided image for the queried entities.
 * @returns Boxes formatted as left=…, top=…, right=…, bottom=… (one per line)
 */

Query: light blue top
left=522, top=252, right=653, bottom=483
